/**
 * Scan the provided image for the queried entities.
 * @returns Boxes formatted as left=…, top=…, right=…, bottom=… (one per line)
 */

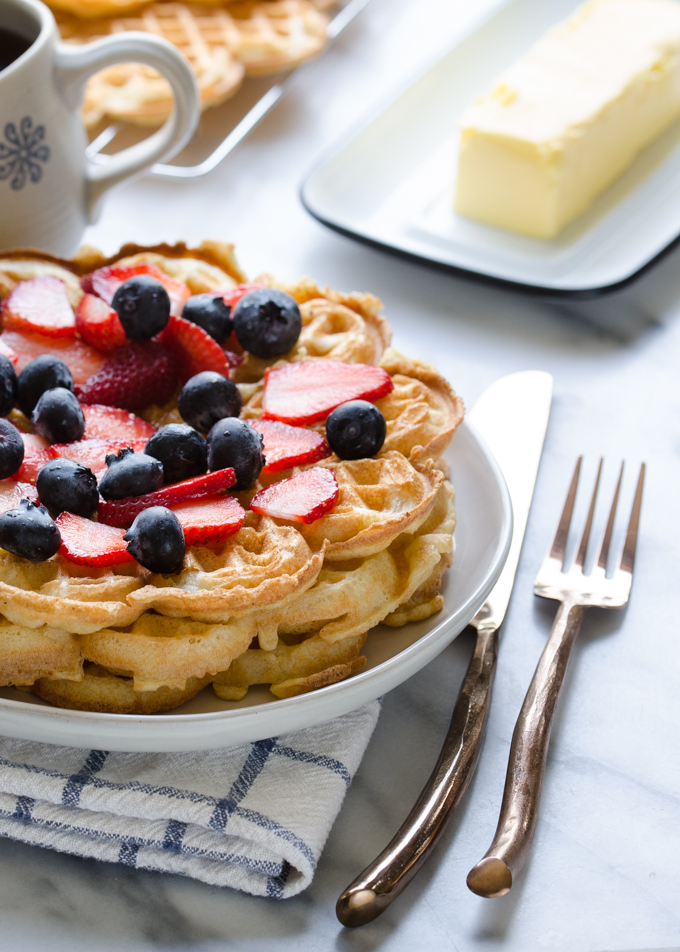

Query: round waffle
left=0, top=242, right=461, bottom=712
left=212, top=479, right=456, bottom=699
left=33, top=664, right=213, bottom=713
left=0, top=619, right=83, bottom=686
left=296, top=454, right=444, bottom=560
left=56, top=0, right=327, bottom=127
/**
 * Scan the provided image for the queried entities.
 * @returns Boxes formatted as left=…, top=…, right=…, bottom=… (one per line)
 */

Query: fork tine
left=573, top=458, right=603, bottom=569
left=597, top=462, right=623, bottom=571
left=549, top=457, right=582, bottom=566
left=619, top=463, right=645, bottom=575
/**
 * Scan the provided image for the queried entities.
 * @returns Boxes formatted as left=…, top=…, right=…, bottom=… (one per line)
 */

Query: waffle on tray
left=0, top=241, right=464, bottom=714
left=55, top=0, right=330, bottom=127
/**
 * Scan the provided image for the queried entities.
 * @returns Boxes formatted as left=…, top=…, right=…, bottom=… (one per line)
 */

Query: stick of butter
left=454, top=0, right=680, bottom=239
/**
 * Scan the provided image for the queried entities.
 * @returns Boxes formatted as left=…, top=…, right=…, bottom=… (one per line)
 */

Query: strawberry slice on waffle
left=56, top=512, right=134, bottom=567
left=85, top=263, right=191, bottom=317
left=75, top=294, right=127, bottom=354
left=98, top=466, right=237, bottom=528
left=0, top=338, right=18, bottom=366
left=250, top=467, right=339, bottom=524
left=13, top=433, right=51, bottom=484
left=0, top=330, right=106, bottom=384
left=0, top=479, right=39, bottom=513
left=81, top=405, right=154, bottom=442
left=221, top=283, right=266, bottom=310
left=1, top=276, right=76, bottom=338
left=171, top=494, right=246, bottom=546
left=261, top=360, right=394, bottom=425
left=159, top=315, right=231, bottom=383
left=50, top=438, right=148, bottom=477
left=248, top=419, right=330, bottom=473
left=76, top=340, right=178, bottom=411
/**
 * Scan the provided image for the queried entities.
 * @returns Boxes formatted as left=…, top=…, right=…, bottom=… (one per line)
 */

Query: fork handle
left=466, top=600, right=585, bottom=898
left=336, top=625, right=498, bottom=927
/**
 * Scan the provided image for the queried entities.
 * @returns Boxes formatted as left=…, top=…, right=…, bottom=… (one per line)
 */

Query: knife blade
left=336, top=370, right=553, bottom=928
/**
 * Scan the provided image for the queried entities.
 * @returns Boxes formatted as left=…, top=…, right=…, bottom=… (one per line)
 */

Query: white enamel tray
left=0, top=421, right=511, bottom=752
left=301, top=0, right=680, bottom=296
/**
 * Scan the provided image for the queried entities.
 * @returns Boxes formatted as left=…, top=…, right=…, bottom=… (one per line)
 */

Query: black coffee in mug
left=0, top=26, right=31, bottom=73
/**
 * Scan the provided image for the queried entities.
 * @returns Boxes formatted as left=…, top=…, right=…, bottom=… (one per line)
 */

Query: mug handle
left=55, top=34, right=199, bottom=219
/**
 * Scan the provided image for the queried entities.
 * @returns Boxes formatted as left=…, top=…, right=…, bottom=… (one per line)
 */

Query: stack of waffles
left=53, top=0, right=334, bottom=127
left=0, top=241, right=463, bottom=714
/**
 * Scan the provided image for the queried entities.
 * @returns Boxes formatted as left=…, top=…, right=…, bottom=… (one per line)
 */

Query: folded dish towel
left=0, top=700, right=380, bottom=898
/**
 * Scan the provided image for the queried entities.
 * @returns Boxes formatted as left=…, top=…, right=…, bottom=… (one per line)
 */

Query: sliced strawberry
left=81, top=405, right=154, bottom=441
left=0, top=337, right=18, bottom=366
left=86, top=264, right=191, bottom=317
left=13, top=433, right=51, bottom=484
left=221, top=283, right=266, bottom=310
left=250, top=467, right=338, bottom=524
left=1, top=330, right=106, bottom=384
left=219, top=285, right=266, bottom=360
left=98, top=466, right=237, bottom=528
left=56, top=511, right=134, bottom=567
left=21, top=433, right=49, bottom=453
left=76, top=340, right=178, bottom=411
left=261, top=360, right=394, bottom=425
left=218, top=282, right=267, bottom=361
left=224, top=349, right=243, bottom=369
left=224, top=331, right=243, bottom=356
left=75, top=293, right=126, bottom=354
left=172, top=494, right=246, bottom=546
left=248, top=419, right=330, bottom=474
left=159, top=315, right=230, bottom=383
left=1, top=276, right=76, bottom=338
left=0, top=479, right=39, bottom=513
left=50, top=438, right=148, bottom=477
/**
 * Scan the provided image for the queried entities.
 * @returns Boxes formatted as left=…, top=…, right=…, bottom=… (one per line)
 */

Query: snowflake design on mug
left=0, top=117, right=50, bottom=190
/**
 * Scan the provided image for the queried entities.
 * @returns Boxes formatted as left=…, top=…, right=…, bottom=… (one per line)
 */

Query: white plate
left=0, top=422, right=511, bottom=752
left=301, top=0, right=680, bottom=296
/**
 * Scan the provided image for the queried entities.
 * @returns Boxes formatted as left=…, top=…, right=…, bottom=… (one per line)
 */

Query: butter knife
left=336, top=370, right=553, bottom=927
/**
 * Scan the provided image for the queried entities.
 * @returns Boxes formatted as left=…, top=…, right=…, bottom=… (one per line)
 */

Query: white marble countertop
left=3, top=0, right=680, bottom=948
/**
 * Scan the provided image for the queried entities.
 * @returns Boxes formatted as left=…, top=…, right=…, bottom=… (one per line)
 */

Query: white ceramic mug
left=0, top=0, right=199, bottom=255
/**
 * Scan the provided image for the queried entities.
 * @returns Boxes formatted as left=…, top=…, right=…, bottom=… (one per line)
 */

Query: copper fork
left=467, top=458, right=645, bottom=898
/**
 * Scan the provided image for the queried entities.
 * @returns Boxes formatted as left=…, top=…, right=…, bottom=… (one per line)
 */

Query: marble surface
left=2, top=0, right=680, bottom=948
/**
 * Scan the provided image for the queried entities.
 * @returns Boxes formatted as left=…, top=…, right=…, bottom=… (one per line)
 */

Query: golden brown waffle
left=0, top=242, right=462, bottom=712
left=57, top=4, right=246, bottom=127
left=0, top=619, right=83, bottom=686
left=33, top=664, right=213, bottom=713
left=213, top=480, right=456, bottom=699
left=56, top=0, right=328, bottom=127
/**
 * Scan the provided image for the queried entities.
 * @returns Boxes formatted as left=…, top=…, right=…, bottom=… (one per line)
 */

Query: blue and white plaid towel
left=0, top=701, right=380, bottom=898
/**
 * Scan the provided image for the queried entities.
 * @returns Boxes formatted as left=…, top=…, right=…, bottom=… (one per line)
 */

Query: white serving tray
left=0, top=422, right=511, bottom=753
left=301, top=0, right=680, bottom=296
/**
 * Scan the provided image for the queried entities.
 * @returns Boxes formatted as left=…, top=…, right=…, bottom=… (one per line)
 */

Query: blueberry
left=144, top=424, right=207, bottom=484
left=232, top=289, right=301, bottom=359
left=0, top=498, right=61, bottom=561
left=36, top=457, right=99, bottom=518
left=181, top=294, right=233, bottom=345
left=99, top=446, right=164, bottom=501
left=0, top=354, right=17, bottom=417
left=31, top=388, right=85, bottom=444
left=124, top=506, right=185, bottom=574
left=178, top=371, right=242, bottom=434
left=207, top=417, right=264, bottom=489
left=0, top=418, right=24, bottom=479
left=111, top=275, right=170, bottom=340
left=17, top=354, right=74, bottom=417
left=326, top=400, right=386, bottom=460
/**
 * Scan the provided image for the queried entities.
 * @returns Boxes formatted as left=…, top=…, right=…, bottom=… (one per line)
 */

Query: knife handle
left=466, top=601, right=584, bottom=898
left=336, top=626, right=498, bottom=928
